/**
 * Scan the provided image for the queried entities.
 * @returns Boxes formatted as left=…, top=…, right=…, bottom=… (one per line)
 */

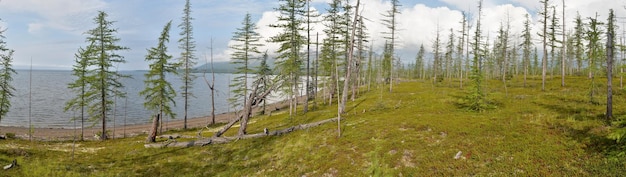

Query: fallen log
left=145, top=117, right=339, bottom=148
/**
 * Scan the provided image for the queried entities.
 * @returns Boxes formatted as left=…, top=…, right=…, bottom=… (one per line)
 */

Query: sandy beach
left=0, top=99, right=292, bottom=141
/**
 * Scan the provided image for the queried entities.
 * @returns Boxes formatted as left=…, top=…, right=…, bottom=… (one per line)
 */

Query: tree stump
left=146, top=114, right=160, bottom=143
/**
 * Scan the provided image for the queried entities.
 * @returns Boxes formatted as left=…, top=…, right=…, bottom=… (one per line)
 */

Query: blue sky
left=0, top=0, right=624, bottom=70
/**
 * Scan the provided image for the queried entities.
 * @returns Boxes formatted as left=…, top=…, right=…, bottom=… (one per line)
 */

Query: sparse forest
left=2, top=0, right=626, bottom=176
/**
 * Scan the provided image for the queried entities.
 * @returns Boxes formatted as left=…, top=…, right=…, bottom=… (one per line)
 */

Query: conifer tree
left=586, top=13, right=604, bottom=104
left=83, top=11, right=129, bottom=140
left=229, top=13, right=264, bottom=135
left=65, top=43, right=94, bottom=141
left=381, top=0, right=401, bottom=92
left=432, top=26, right=442, bottom=83
left=521, top=14, right=533, bottom=87
left=414, top=44, right=425, bottom=79
left=178, top=0, right=196, bottom=129
left=0, top=50, right=15, bottom=124
left=269, top=0, right=306, bottom=118
left=321, top=0, right=344, bottom=105
left=573, top=13, right=585, bottom=74
left=467, top=0, right=486, bottom=111
left=0, top=18, right=14, bottom=125
left=445, top=28, right=455, bottom=79
left=257, top=51, right=272, bottom=115
left=140, top=21, right=178, bottom=141
left=229, top=13, right=263, bottom=112
left=457, top=12, right=468, bottom=88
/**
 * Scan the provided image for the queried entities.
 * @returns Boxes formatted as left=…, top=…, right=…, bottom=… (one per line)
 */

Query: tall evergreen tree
left=381, top=0, right=401, bottom=92
left=65, top=43, right=94, bottom=141
left=445, top=28, right=455, bottom=79
left=573, top=13, right=585, bottom=74
left=521, top=14, right=533, bottom=87
left=269, top=0, right=306, bottom=118
left=321, top=0, right=345, bottom=105
left=432, top=26, right=442, bottom=83
left=0, top=50, right=15, bottom=124
left=229, top=13, right=264, bottom=135
left=414, top=44, right=425, bottom=79
left=83, top=11, right=129, bottom=140
left=178, top=0, right=196, bottom=129
left=141, top=21, right=178, bottom=141
left=586, top=13, right=604, bottom=104
left=457, top=12, right=468, bottom=88
left=0, top=18, right=14, bottom=124
left=229, top=13, right=263, bottom=112
left=467, top=0, right=486, bottom=111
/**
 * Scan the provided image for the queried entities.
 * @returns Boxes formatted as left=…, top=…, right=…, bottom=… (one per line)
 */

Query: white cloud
left=0, top=0, right=106, bottom=34
left=27, top=23, right=44, bottom=34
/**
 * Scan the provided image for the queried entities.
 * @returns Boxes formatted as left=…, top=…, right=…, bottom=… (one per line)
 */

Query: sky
left=0, top=0, right=625, bottom=70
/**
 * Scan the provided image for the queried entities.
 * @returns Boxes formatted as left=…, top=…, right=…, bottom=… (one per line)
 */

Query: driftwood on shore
left=145, top=117, right=339, bottom=148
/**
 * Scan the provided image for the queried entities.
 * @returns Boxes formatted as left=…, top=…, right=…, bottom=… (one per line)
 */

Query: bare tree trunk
left=339, top=0, right=360, bottom=114
left=146, top=114, right=160, bottom=143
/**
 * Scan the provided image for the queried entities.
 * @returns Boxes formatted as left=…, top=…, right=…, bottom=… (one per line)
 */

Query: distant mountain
left=193, top=58, right=276, bottom=73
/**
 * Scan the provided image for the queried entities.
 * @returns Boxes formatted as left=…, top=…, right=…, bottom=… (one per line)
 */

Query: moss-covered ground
left=2, top=76, right=626, bottom=176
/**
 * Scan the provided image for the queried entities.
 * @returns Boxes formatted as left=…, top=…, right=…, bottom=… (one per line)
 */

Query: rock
left=454, top=151, right=463, bottom=159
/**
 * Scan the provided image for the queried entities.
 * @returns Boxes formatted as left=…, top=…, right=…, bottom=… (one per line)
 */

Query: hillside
left=1, top=76, right=626, bottom=176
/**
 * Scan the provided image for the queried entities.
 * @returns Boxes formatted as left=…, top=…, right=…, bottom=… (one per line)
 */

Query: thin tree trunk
left=339, top=0, right=360, bottom=114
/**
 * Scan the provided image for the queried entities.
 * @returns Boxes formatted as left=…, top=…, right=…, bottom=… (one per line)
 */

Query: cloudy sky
left=0, top=0, right=624, bottom=70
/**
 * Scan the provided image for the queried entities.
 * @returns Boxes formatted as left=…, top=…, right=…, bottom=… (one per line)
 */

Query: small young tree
left=586, top=13, right=604, bottom=104
left=65, top=43, right=94, bottom=141
left=83, top=11, right=129, bottom=140
left=432, top=26, right=442, bottom=84
left=141, top=21, right=178, bottom=142
left=414, top=44, right=425, bottom=79
left=178, top=0, right=197, bottom=129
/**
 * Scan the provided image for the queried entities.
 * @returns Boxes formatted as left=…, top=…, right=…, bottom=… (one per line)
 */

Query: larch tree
left=83, top=11, right=129, bottom=140
left=467, top=0, right=486, bottom=112
left=321, top=0, right=344, bottom=105
left=229, top=13, right=264, bottom=136
left=521, top=14, right=533, bottom=87
left=257, top=51, right=273, bottom=115
left=269, top=0, right=306, bottom=118
left=432, top=26, right=442, bottom=84
left=414, top=44, right=425, bottom=79
left=178, top=0, right=197, bottom=130
left=586, top=13, right=604, bottom=104
left=606, top=9, right=615, bottom=123
left=445, top=28, right=455, bottom=80
left=304, top=0, right=320, bottom=113
left=141, top=21, right=178, bottom=142
left=381, top=0, right=401, bottom=92
left=548, top=6, right=561, bottom=78
left=573, top=13, right=585, bottom=74
left=0, top=24, right=14, bottom=124
left=65, top=43, right=94, bottom=141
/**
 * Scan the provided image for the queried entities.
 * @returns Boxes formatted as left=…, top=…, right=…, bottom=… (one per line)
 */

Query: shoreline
left=0, top=98, right=293, bottom=141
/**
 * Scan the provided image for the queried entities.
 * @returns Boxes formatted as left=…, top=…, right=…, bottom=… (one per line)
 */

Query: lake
left=0, top=70, right=284, bottom=128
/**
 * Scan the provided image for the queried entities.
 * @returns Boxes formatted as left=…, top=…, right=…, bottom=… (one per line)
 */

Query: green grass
left=2, top=75, right=626, bottom=176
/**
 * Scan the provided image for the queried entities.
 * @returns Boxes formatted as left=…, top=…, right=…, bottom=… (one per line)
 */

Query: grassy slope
left=2, top=76, right=626, bottom=176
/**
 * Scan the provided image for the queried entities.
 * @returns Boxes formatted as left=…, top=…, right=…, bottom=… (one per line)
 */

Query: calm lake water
left=0, top=70, right=283, bottom=128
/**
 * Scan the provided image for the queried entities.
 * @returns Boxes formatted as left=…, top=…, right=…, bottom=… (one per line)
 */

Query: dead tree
left=213, top=77, right=277, bottom=137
